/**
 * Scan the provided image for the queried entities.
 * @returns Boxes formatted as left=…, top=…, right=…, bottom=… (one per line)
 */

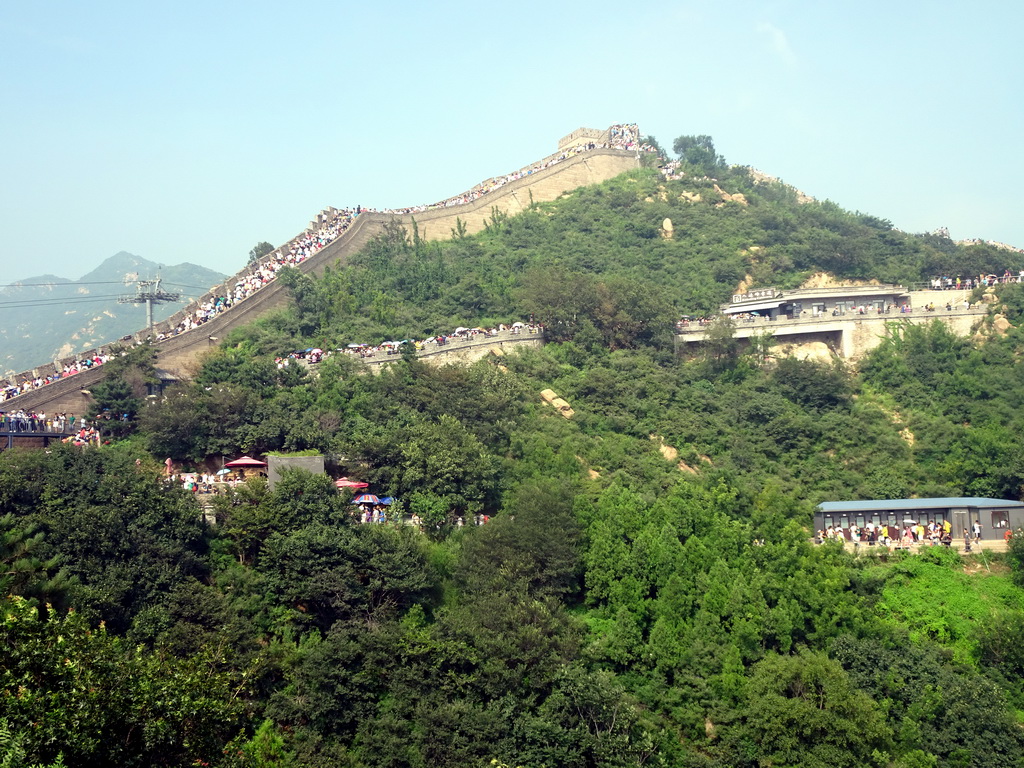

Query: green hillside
left=260, top=155, right=1020, bottom=352
left=4, top=141, right=1024, bottom=768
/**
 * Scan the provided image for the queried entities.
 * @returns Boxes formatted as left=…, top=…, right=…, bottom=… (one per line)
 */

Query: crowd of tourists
left=820, top=519, right=986, bottom=549
left=62, top=425, right=102, bottom=447
left=673, top=296, right=981, bottom=330
left=174, top=470, right=266, bottom=493
left=1, top=352, right=113, bottom=403
left=348, top=497, right=494, bottom=530
left=274, top=321, right=545, bottom=368
left=157, top=208, right=364, bottom=340
left=407, top=512, right=489, bottom=530
left=0, top=410, right=89, bottom=432
left=0, top=409, right=100, bottom=446
left=379, top=123, right=656, bottom=215
left=356, top=505, right=393, bottom=525
left=929, top=271, right=1024, bottom=291
left=675, top=317, right=716, bottom=331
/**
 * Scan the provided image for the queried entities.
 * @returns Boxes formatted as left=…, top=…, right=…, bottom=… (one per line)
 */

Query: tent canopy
left=723, top=299, right=785, bottom=315
left=224, top=456, right=267, bottom=468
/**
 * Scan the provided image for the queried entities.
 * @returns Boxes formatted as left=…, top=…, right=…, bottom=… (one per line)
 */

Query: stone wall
left=558, top=127, right=609, bottom=150
left=9, top=146, right=636, bottom=414
left=267, top=455, right=325, bottom=489
left=839, top=311, right=983, bottom=359
left=361, top=331, right=545, bottom=372
left=387, top=149, right=637, bottom=241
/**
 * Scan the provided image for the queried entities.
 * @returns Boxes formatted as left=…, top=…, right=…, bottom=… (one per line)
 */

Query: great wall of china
left=4, top=134, right=641, bottom=415
left=4, top=124, right=1006, bottom=418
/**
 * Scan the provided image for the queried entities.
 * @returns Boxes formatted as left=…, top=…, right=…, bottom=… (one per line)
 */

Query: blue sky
left=2, top=0, right=1021, bottom=281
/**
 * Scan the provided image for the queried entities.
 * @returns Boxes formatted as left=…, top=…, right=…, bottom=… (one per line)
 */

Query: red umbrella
left=224, top=456, right=267, bottom=468
left=335, top=478, right=370, bottom=489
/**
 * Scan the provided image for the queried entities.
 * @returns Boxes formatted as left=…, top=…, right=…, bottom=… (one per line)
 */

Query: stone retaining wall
left=360, top=331, right=544, bottom=372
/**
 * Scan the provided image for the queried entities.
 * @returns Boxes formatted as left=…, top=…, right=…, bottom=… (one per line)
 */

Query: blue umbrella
left=378, top=497, right=394, bottom=505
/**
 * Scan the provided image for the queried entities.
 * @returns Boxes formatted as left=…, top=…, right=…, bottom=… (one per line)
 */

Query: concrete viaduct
left=676, top=298, right=989, bottom=361
left=5, top=145, right=639, bottom=415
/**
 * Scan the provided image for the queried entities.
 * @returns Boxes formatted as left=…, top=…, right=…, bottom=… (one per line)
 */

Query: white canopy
left=723, top=299, right=785, bottom=314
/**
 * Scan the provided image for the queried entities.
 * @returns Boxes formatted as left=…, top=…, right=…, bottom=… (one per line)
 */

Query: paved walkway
left=837, top=540, right=1008, bottom=555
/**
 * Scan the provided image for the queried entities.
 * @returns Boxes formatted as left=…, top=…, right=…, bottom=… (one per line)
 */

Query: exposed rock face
left=713, top=184, right=748, bottom=206
left=735, top=274, right=755, bottom=295
left=800, top=272, right=881, bottom=289
left=746, top=168, right=816, bottom=203
left=662, top=218, right=674, bottom=239
left=540, top=388, right=574, bottom=418
left=651, top=434, right=678, bottom=461
left=777, top=341, right=834, bottom=363
left=992, top=314, right=1013, bottom=336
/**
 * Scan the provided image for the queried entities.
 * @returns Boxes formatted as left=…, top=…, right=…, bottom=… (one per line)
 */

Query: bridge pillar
left=840, top=325, right=857, bottom=359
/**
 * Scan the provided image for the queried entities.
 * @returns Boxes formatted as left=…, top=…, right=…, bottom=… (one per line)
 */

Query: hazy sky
left=3, top=0, right=1021, bottom=281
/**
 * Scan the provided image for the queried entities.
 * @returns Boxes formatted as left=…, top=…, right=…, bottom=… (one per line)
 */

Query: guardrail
left=677, top=304, right=989, bottom=335
left=351, top=328, right=546, bottom=365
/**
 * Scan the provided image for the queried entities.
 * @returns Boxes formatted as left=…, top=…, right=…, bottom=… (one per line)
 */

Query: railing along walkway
left=832, top=538, right=1008, bottom=555
left=356, top=328, right=544, bottom=364
left=677, top=304, right=989, bottom=337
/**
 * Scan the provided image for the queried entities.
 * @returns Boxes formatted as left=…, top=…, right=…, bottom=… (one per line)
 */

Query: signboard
left=731, top=288, right=779, bottom=304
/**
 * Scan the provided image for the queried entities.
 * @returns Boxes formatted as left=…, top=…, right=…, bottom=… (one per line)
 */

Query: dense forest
left=4, top=138, right=1024, bottom=767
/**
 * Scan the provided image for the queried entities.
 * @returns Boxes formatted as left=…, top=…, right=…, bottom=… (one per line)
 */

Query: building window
left=992, top=511, right=1010, bottom=529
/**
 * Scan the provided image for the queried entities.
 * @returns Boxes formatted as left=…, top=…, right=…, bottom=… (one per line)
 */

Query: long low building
left=815, top=497, right=1024, bottom=542
left=676, top=283, right=987, bottom=360
left=725, top=285, right=911, bottom=319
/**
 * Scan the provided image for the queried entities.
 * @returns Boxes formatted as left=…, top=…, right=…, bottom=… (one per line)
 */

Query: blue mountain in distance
left=0, top=251, right=227, bottom=377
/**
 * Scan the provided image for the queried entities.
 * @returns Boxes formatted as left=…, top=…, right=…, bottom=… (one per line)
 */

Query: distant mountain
left=0, top=252, right=227, bottom=376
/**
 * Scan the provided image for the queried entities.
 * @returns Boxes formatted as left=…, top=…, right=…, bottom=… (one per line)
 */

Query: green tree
left=517, top=267, right=598, bottom=342
left=771, top=357, right=851, bottom=411
left=702, top=315, right=739, bottom=370
left=389, top=414, right=499, bottom=517
left=4, top=444, right=207, bottom=632
left=86, top=344, right=157, bottom=437
left=729, top=650, right=891, bottom=768
left=672, top=134, right=725, bottom=174
left=259, top=522, right=435, bottom=632
left=0, top=515, right=73, bottom=611
left=248, top=241, right=275, bottom=266
left=0, top=596, right=243, bottom=767
left=0, top=718, right=66, bottom=768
